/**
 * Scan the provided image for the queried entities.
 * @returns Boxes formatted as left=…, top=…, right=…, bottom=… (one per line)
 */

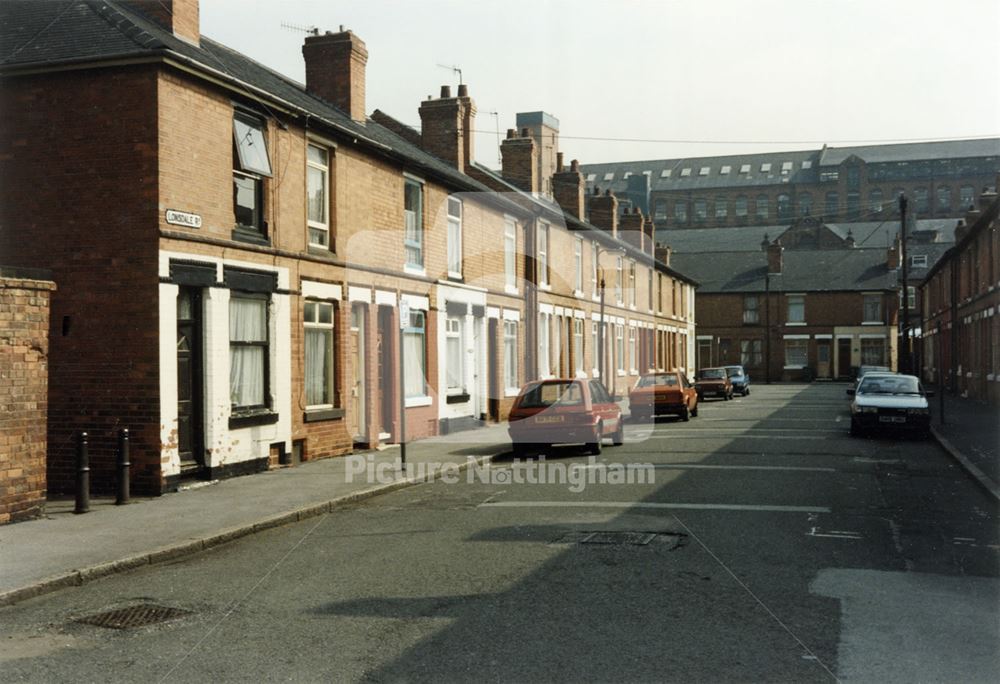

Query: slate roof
left=659, top=218, right=959, bottom=254
left=0, top=0, right=697, bottom=285
left=670, top=249, right=898, bottom=294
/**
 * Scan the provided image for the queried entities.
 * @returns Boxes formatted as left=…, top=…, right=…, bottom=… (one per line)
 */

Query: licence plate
left=878, top=416, right=906, bottom=423
left=535, top=415, right=564, bottom=424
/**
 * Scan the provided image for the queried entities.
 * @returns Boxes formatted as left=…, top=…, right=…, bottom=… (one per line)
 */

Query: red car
left=695, top=367, right=734, bottom=401
left=629, top=371, right=699, bottom=421
left=508, top=378, right=624, bottom=457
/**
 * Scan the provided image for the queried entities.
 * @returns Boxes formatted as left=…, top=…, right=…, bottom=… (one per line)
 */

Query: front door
left=349, top=303, right=367, bottom=442
left=176, top=288, right=204, bottom=474
left=837, top=337, right=852, bottom=379
left=472, top=316, right=483, bottom=420
left=817, top=341, right=831, bottom=378
left=487, top=318, right=499, bottom=422
left=377, top=305, right=395, bottom=437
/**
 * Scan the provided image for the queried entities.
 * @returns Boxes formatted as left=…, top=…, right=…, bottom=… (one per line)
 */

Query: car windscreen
left=518, top=381, right=584, bottom=408
left=637, top=374, right=678, bottom=388
left=725, top=367, right=744, bottom=377
left=697, top=369, right=725, bottom=379
left=857, top=375, right=921, bottom=395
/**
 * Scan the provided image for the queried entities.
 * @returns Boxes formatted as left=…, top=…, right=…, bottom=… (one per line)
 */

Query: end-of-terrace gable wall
left=0, top=65, right=161, bottom=495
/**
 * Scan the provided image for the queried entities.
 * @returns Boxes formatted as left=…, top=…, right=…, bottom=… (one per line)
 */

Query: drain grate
left=555, top=531, right=683, bottom=547
left=74, top=603, right=192, bottom=630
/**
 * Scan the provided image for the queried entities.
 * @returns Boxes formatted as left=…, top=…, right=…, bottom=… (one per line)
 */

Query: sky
left=200, top=0, right=1000, bottom=166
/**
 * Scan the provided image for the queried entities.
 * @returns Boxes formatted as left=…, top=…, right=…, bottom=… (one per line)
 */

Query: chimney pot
left=457, top=84, right=468, bottom=97
left=506, top=128, right=517, bottom=139
left=440, top=85, right=451, bottom=98
left=570, top=159, right=579, bottom=173
left=556, top=152, right=564, bottom=173
left=521, top=127, right=529, bottom=137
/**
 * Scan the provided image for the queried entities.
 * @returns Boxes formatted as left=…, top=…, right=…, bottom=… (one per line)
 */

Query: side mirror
left=925, top=390, right=935, bottom=398
left=846, top=389, right=855, bottom=396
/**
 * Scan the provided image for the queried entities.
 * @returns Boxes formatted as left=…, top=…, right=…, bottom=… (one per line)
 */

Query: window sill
left=445, top=392, right=470, bottom=405
left=861, top=321, right=884, bottom=326
left=303, top=407, right=344, bottom=423
left=403, top=264, right=427, bottom=277
left=538, top=283, right=552, bottom=292
left=504, top=285, right=519, bottom=296
left=784, top=365, right=807, bottom=370
left=229, top=410, right=279, bottom=429
left=307, top=245, right=336, bottom=259
left=785, top=322, right=807, bottom=327
left=504, top=388, right=521, bottom=398
left=573, top=290, right=585, bottom=298
left=446, top=273, right=464, bottom=282
left=231, top=228, right=270, bottom=246
left=617, top=370, right=627, bottom=377
left=405, top=395, right=433, bottom=408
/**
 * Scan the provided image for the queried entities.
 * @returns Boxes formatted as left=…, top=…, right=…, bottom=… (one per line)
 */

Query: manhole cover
left=555, top=531, right=683, bottom=547
left=74, top=603, right=192, bottom=630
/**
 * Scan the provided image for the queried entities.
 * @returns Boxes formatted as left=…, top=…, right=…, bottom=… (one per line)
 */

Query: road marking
left=808, top=527, right=862, bottom=540
left=646, top=434, right=836, bottom=441
left=572, top=463, right=836, bottom=473
left=479, top=501, right=831, bottom=513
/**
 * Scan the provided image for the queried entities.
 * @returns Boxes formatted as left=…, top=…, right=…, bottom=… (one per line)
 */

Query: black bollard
left=74, top=431, right=90, bottom=514
left=116, top=428, right=130, bottom=505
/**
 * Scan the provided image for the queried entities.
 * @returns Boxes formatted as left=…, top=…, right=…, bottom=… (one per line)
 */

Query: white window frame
left=445, top=315, right=464, bottom=395
left=863, top=294, right=883, bottom=323
left=574, top=237, right=583, bottom=294
left=306, top=143, right=330, bottom=248
left=743, top=295, right=759, bottom=324
left=403, top=309, right=429, bottom=403
left=538, top=312, right=551, bottom=377
left=591, top=241, right=599, bottom=299
left=628, top=326, right=637, bottom=374
left=446, top=196, right=462, bottom=279
left=404, top=177, right=424, bottom=270
left=504, top=319, right=519, bottom=394
left=786, top=294, right=806, bottom=324
left=784, top=338, right=809, bottom=369
left=615, top=324, right=625, bottom=375
left=628, top=260, right=637, bottom=308
left=504, top=217, right=517, bottom=293
left=304, top=300, right=334, bottom=409
left=615, top=256, right=623, bottom=304
left=591, top=321, right=600, bottom=376
left=537, top=222, right=550, bottom=288
left=574, top=318, right=585, bottom=376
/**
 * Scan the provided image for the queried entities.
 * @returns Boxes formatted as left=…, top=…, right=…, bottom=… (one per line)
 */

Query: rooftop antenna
left=436, top=63, right=463, bottom=85
left=281, top=22, right=320, bottom=36
left=488, top=111, right=501, bottom=166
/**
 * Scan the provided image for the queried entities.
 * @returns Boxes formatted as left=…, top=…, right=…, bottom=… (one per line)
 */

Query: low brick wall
left=0, top=271, right=55, bottom=524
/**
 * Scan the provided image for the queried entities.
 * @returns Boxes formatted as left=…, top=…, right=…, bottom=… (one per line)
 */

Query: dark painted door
left=837, top=337, right=852, bottom=379
left=488, top=317, right=499, bottom=422
left=177, top=287, right=204, bottom=473
left=377, top=305, right=395, bottom=436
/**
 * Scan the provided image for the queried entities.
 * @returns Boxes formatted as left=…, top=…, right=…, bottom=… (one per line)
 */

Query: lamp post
left=596, top=245, right=625, bottom=389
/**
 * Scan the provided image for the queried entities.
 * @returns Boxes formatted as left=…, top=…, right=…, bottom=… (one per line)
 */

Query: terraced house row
left=0, top=0, right=695, bottom=498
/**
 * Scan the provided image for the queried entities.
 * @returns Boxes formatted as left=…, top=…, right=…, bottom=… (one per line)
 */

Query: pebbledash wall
left=0, top=1, right=697, bottom=498
left=0, top=269, right=55, bottom=523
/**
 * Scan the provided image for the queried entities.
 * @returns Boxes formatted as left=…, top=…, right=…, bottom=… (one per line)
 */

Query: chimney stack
left=589, top=189, right=619, bottom=238
left=303, top=29, right=368, bottom=122
left=619, top=206, right=645, bottom=251
left=515, top=111, right=560, bottom=196
left=655, top=245, right=672, bottom=267
left=767, top=240, right=784, bottom=275
left=552, top=158, right=585, bottom=219
left=845, top=229, right=856, bottom=248
left=954, top=219, right=969, bottom=243
left=760, top=233, right=771, bottom=252
left=122, top=1, right=200, bottom=44
left=500, top=129, right=537, bottom=193
left=418, top=84, right=477, bottom=171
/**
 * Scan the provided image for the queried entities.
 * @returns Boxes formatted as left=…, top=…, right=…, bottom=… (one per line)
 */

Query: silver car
left=847, top=374, right=933, bottom=438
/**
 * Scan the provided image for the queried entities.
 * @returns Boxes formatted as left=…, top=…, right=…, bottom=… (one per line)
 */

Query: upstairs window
left=404, top=178, right=424, bottom=268
left=910, top=254, right=928, bottom=268
left=615, top=256, right=623, bottom=304
left=660, top=169, right=672, bottom=178
left=233, top=115, right=272, bottom=239
left=777, top=193, right=792, bottom=220
left=936, top=186, right=952, bottom=212
left=628, top=260, right=637, bottom=307
left=674, top=201, right=688, bottom=222
left=699, top=166, right=710, bottom=176
left=306, top=143, right=330, bottom=248
left=720, top=165, right=732, bottom=175
left=715, top=197, right=728, bottom=218
left=755, top=195, right=769, bottom=219
left=653, top=199, right=668, bottom=221
left=914, top=187, right=929, bottom=214
left=787, top=294, right=805, bottom=323
left=960, top=185, right=975, bottom=209
left=798, top=192, right=813, bottom=216
left=869, top=188, right=884, bottom=213
left=537, top=222, right=550, bottom=287
left=735, top=196, right=748, bottom=217
left=760, top=162, right=772, bottom=173
left=574, top=237, right=583, bottom=293
left=447, top=197, right=462, bottom=278
left=680, top=168, right=692, bottom=177
left=863, top=294, right=883, bottom=323
left=825, top=191, right=839, bottom=216
left=504, top=218, right=517, bottom=291
left=694, top=198, right=708, bottom=221
left=743, top=295, right=759, bottom=324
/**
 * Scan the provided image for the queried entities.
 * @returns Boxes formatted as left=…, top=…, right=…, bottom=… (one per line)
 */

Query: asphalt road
left=2, top=384, right=998, bottom=683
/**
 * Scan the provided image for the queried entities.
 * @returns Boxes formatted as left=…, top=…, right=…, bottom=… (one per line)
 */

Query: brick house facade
left=0, top=1, right=695, bottom=497
left=920, top=181, right=1000, bottom=404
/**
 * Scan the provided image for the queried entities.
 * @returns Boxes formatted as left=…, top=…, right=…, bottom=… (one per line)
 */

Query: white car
left=847, top=374, right=932, bottom=438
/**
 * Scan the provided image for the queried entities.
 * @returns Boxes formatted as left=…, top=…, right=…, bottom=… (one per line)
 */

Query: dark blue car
left=724, top=365, right=751, bottom=396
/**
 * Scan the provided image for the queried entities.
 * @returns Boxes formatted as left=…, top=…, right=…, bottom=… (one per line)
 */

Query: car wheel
left=680, top=406, right=690, bottom=422
left=512, top=443, right=527, bottom=459
left=586, top=423, right=603, bottom=455
left=745, top=388, right=750, bottom=396
left=723, top=392, right=730, bottom=401
left=691, top=404, right=698, bottom=417
left=849, top=421, right=861, bottom=437
left=612, top=420, right=625, bottom=446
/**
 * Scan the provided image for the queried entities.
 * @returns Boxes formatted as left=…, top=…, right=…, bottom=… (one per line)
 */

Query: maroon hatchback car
left=508, top=379, right=624, bottom=457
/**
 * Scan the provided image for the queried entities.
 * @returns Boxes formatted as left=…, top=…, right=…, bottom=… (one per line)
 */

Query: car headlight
left=907, top=408, right=929, bottom=415
left=860, top=406, right=879, bottom=414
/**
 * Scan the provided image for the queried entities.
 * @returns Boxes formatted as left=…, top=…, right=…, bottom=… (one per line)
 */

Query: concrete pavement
left=931, top=392, right=1000, bottom=501
left=0, top=425, right=512, bottom=607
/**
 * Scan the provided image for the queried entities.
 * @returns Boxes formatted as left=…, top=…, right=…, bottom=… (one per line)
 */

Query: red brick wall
left=0, top=66, right=161, bottom=494
left=0, top=274, right=54, bottom=523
